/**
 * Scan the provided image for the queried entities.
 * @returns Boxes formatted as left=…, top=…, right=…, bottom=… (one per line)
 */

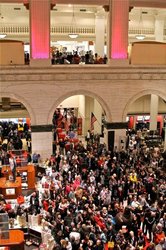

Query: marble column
left=31, top=125, right=53, bottom=161
left=155, top=11, right=165, bottom=42
left=94, top=99, right=102, bottom=135
left=108, top=0, right=129, bottom=64
left=78, top=95, right=85, bottom=136
left=30, top=0, right=51, bottom=66
left=113, top=129, right=127, bottom=151
left=150, top=10, right=161, bottom=133
left=95, top=7, right=106, bottom=57
left=150, top=94, right=159, bottom=131
left=84, top=96, right=94, bottom=134
left=104, top=122, right=127, bottom=151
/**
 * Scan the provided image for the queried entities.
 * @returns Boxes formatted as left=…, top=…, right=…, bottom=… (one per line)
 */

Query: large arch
left=47, top=89, right=112, bottom=125
left=0, top=92, right=35, bottom=124
left=122, top=89, right=166, bottom=122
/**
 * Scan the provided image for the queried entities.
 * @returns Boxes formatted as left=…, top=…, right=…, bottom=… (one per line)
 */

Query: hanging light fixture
left=135, top=9, right=145, bottom=40
left=68, top=5, right=79, bottom=39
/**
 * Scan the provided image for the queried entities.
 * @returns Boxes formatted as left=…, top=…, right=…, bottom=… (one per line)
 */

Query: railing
left=129, top=27, right=154, bottom=35
left=51, top=25, right=95, bottom=34
left=0, top=24, right=95, bottom=35
left=0, top=25, right=29, bottom=34
left=0, top=24, right=158, bottom=37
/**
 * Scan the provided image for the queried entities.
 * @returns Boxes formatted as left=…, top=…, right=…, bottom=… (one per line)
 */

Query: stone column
left=104, top=122, right=127, bottom=151
left=84, top=96, right=94, bottom=134
left=31, top=125, right=53, bottom=161
left=78, top=95, right=85, bottom=136
left=30, top=0, right=51, bottom=66
left=94, top=99, right=102, bottom=135
left=148, top=6, right=159, bottom=133
left=95, top=7, right=106, bottom=57
left=155, top=11, right=165, bottom=42
left=106, top=10, right=110, bottom=60
left=150, top=94, right=159, bottom=132
left=113, top=129, right=127, bottom=151
left=108, top=0, right=129, bottom=64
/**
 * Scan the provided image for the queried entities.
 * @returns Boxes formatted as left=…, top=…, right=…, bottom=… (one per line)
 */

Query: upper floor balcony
left=0, top=38, right=166, bottom=67
left=0, top=23, right=166, bottom=42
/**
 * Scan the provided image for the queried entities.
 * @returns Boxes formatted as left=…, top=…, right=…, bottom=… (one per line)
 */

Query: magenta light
left=110, top=0, right=129, bottom=60
left=111, top=53, right=127, bottom=59
left=30, top=0, right=50, bottom=59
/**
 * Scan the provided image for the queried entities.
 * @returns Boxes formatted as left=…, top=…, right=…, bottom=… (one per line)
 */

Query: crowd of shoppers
left=0, top=121, right=31, bottom=166
left=0, top=127, right=165, bottom=250
left=51, top=50, right=108, bottom=65
left=24, top=50, right=108, bottom=65
left=0, top=121, right=30, bottom=149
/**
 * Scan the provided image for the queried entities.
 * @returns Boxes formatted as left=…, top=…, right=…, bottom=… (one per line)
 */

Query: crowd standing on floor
left=24, top=50, right=108, bottom=65
left=0, top=121, right=32, bottom=165
left=51, top=50, right=108, bottom=65
left=0, top=126, right=166, bottom=250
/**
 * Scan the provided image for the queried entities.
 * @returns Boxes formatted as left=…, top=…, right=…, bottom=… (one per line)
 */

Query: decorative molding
left=31, top=125, right=53, bottom=133
left=1, top=67, right=166, bottom=82
left=23, top=1, right=56, bottom=10
left=103, top=121, right=128, bottom=130
left=0, top=24, right=156, bottom=37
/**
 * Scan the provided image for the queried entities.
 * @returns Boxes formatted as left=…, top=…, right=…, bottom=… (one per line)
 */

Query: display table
left=0, top=177, right=22, bottom=199
left=2, top=165, right=35, bottom=190
left=0, top=230, right=24, bottom=250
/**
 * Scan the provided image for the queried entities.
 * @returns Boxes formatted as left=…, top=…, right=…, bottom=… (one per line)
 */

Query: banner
left=90, top=112, right=97, bottom=131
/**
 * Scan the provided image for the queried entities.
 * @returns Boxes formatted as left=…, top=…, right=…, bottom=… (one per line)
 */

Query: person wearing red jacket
left=93, top=211, right=106, bottom=231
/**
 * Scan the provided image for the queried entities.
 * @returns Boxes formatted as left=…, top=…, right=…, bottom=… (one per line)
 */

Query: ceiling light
left=68, top=33, right=79, bottom=39
left=135, top=34, right=145, bottom=40
left=0, top=34, right=7, bottom=39
left=135, top=9, right=146, bottom=41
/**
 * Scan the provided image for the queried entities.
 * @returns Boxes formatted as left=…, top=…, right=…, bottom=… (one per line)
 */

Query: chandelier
left=135, top=10, right=146, bottom=41
left=0, top=34, right=7, bottom=39
left=68, top=5, right=79, bottom=39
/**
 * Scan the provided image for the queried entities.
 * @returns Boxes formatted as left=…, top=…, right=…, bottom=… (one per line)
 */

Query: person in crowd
left=51, top=50, right=107, bottom=65
left=9, top=154, right=17, bottom=181
left=0, top=125, right=166, bottom=250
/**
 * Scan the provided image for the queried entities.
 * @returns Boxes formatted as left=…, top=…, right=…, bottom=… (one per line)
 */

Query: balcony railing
left=129, top=27, right=154, bottom=35
left=0, top=24, right=95, bottom=36
left=0, top=24, right=161, bottom=38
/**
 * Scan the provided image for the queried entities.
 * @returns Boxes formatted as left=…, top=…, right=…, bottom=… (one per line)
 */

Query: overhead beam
left=0, top=0, right=166, bottom=8
left=130, top=0, right=166, bottom=8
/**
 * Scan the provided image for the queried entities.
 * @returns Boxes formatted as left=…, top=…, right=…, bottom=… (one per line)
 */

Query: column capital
left=103, top=5, right=109, bottom=12
left=155, top=12, right=166, bottom=21
left=31, top=124, right=53, bottom=133
left=103, top=4, right=132, bottom=12
left=24, top=0, right=56, bottom=10
left=103, top=121, right=128, bottom=130
left=95, top=6, right=106, bottom=18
